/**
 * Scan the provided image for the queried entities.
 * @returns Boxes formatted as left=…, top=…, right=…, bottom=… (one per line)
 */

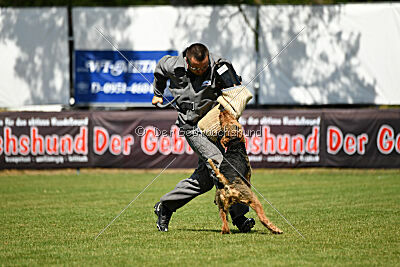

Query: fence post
left=67, top=3, right=75, bottom=107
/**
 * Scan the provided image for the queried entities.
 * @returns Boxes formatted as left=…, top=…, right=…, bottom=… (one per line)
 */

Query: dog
left=208, top=110, right=283, bottom=234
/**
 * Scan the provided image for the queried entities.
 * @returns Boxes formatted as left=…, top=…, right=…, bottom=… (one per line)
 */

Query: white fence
left=0, top=8, right=69, bottom=108
left=1, top=4, right=400, bottom=108
left=258, top=4, right=400, bottom=105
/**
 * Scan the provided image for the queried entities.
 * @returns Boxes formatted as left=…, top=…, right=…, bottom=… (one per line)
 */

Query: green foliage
left=0, top=168, right=399, bottom=265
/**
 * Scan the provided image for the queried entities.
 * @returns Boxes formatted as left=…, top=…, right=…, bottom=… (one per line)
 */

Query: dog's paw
left=271, top=227, right=283, bottom=234
left=221, top=229, right=230, bottom=234
left=266, top=223, right=283, bottom=234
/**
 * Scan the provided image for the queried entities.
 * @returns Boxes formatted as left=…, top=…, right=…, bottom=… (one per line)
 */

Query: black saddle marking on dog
left=220, top=138, right=250, bottom=185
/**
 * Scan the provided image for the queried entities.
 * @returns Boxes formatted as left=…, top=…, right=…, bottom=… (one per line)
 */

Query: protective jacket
left=153, top=51, right=239, bottom=129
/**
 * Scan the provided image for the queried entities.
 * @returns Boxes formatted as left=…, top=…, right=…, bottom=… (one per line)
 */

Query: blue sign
left=74, top=50, right=178, bottom=105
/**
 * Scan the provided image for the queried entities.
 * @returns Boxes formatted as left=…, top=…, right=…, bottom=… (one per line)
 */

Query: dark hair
left=186, top=43, right=209, bottom=62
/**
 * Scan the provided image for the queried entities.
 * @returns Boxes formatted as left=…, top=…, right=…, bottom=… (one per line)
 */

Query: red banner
left=0, top=109, right=399, bottom=169
left=0, top=112, right=90, bottom=169
left=239, top=110, right=322, bottom=167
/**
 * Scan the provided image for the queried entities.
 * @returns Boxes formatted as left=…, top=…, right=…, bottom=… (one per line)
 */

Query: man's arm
left=214, top=60, right=242, bottom=89
left=152, top=55, right=172, bottom=104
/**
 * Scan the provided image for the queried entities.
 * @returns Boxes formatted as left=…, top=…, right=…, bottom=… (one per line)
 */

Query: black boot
left=233, top=216, right=255, bottom=233
left=154, top=202, right=173, bottom=232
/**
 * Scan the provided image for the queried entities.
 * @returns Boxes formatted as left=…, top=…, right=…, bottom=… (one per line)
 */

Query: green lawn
left=0, top=168, right=399, bottom=266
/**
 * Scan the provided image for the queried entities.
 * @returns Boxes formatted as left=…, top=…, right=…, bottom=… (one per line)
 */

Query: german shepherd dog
left=208, top=110, right=283, bottom=234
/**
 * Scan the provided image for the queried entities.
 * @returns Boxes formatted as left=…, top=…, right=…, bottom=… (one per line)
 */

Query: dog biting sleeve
left=218, top=85, right=253, bottom=118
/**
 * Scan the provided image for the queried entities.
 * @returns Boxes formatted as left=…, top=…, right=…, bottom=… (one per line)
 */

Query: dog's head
left=219, top=110, right=244, bottom=149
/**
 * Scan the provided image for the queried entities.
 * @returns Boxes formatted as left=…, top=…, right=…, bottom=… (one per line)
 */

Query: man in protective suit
left=152, top=43, right=255, bottom=233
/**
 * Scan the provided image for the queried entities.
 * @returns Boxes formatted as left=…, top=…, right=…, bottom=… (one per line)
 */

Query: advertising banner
left=0, top=109, right=399, bottom=169
left=321, top=109, right=400, bottom=168
left=74, top=50, right=178, bottom=106
left=239, top=110, right=322, bottom=168
left=89, top=111, right=196, bottom=169
left=0, top=112, right=90, bottom=169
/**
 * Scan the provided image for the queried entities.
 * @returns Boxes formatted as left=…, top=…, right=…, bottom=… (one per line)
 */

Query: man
left=152, top=43, right=255, bottom=233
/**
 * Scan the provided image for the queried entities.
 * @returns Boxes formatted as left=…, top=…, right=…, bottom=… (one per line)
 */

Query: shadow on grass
left=177, top=228, right=270, bottom=235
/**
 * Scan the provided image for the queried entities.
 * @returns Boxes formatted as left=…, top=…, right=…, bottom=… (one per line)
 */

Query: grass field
left=0, top=168, right=399, bottom=266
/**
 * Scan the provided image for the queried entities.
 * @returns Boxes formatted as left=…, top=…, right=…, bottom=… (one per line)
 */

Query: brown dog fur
left=209, top=110, right=283, bottom=235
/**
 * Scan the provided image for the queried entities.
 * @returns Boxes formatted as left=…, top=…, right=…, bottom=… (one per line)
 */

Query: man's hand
left=152, top=96, right=163, bottom=105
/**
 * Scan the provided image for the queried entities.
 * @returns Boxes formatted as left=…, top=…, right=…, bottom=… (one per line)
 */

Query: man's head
left=185, top=43, right=210, bottom=76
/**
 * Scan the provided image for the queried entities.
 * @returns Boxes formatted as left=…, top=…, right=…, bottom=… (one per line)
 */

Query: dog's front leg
left=249, top=195, right=283, bottom=234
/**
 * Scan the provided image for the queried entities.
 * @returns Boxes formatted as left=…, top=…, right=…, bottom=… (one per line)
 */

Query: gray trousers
left=160, top=127, right=249, bottom=221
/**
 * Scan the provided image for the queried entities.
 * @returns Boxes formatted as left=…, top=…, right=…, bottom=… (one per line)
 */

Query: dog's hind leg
left=219, top=207, right=230, bottom=234
left=248, top=195, right=283, bottom=234
left=215, top=190, right=231, bottom=234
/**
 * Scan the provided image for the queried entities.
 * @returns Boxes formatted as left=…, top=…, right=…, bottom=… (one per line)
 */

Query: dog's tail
left=207, top=159, right=230, bottom=185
